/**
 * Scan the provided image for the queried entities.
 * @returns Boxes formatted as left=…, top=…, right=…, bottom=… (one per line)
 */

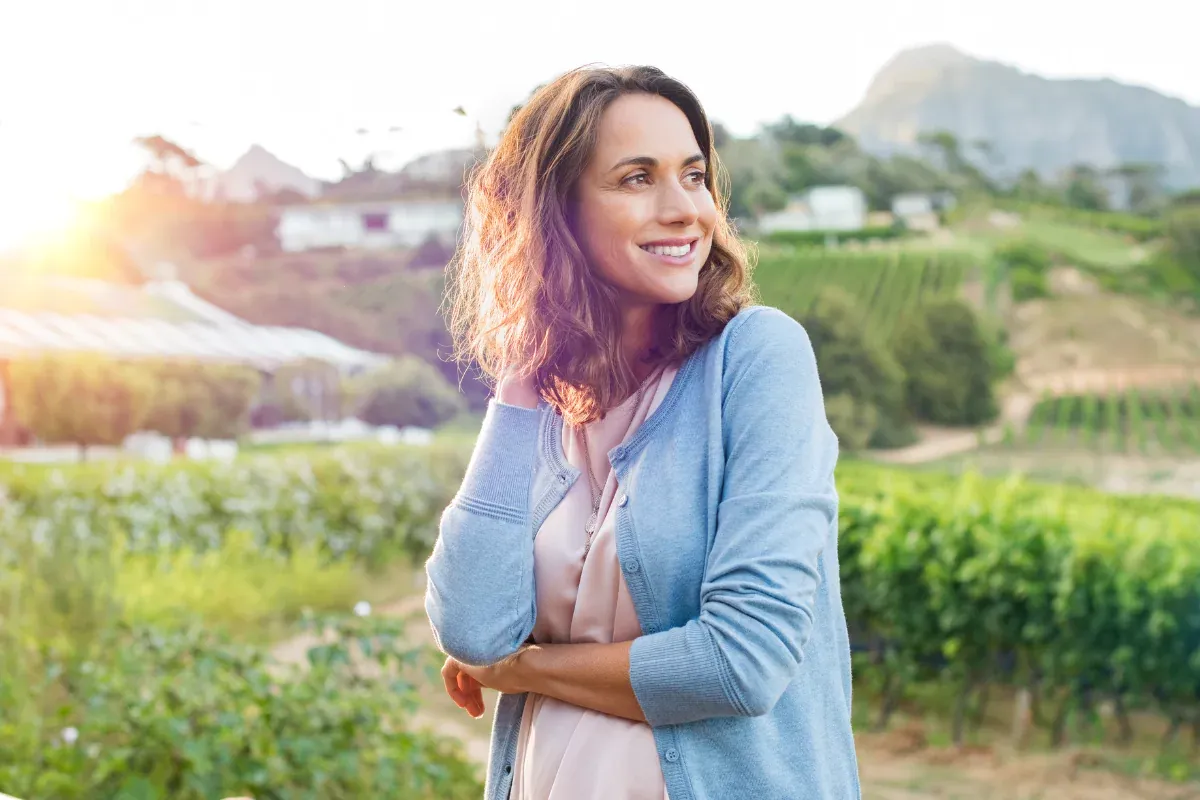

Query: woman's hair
left=444, top=64, right=757, bottom=425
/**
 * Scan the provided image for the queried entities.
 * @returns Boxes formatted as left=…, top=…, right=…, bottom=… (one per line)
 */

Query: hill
left=836, top=44, right=1200, bottom=188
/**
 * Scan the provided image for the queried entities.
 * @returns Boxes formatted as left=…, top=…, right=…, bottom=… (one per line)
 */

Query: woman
left=424, top=65, right=860, bottom=800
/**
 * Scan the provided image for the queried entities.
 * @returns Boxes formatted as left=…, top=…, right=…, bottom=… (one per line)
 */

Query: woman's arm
left=424, top=374, right=543, bottom=666
left=627, top=308, right=839, bottom=726
left=454, top=640, right=645, bottom=722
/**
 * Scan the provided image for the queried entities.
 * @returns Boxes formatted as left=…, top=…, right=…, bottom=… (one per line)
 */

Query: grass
left=1020, top=220, right=1148, bottom=270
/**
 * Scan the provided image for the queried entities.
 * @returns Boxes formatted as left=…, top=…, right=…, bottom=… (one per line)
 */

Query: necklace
left=577, top=366, right=660, bottom=554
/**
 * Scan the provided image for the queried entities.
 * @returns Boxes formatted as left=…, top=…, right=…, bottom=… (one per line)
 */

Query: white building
left=757, top=186, right=868, bottom=233
left=890, top=191, right=957, bottom=232
left=277, top=199, right=463, bottom=253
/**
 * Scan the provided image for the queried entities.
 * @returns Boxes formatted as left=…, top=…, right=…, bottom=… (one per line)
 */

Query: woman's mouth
left=638, top=240, right=697, bottom=264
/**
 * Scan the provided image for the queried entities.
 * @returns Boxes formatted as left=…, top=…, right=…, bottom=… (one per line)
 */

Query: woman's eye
left=687, top=170, right=707, bottom=185
left=624, top=173, right=649, bottom=186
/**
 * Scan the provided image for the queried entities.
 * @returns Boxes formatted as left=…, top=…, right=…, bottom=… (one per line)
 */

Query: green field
left=753, top=246, right=978, bottom=338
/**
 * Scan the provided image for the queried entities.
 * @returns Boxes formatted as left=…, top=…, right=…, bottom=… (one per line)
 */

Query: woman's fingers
left=441, top=658, right=467, bottom=707
left=469, top=685, right=485, bottom=718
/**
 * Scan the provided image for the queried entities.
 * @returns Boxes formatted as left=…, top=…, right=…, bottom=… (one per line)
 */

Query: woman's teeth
left=640, top=243, right=691, bottom=257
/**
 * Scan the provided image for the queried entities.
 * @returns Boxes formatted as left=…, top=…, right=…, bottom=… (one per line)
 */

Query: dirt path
left=268, top=592, right=1198, bottom=799
left=869, top=361, right=1200, bottom=467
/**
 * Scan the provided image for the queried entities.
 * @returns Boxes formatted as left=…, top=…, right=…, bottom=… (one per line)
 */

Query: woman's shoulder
left=719, top=304, right=814, bottom=363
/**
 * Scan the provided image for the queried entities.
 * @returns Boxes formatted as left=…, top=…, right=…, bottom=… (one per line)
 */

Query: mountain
left=215, top=145, right=322, bottom=202
left=835, top=44, right=1200, bottom=188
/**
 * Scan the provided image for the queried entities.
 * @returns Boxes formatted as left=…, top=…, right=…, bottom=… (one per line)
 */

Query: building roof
left=0, top=277, right=386, bottom=371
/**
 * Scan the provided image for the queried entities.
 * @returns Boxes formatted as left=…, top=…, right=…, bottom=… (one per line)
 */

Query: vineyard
left=752, top=245, right=979, bottom=338
left=5, top=446, right=1200, bottom=792
left=1019, top=384, right=1200, bottom=454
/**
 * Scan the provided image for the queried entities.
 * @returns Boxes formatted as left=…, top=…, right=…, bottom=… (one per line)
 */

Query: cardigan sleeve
left=628, top=307, right=840, bottom=725
left=423, top=399, right=541, bottom=666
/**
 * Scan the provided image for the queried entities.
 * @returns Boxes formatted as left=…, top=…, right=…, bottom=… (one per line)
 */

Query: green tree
left=347, top=356, right=466, bottom=430
left=143, top=362, right=262, bottom=443
left=1061, top=164, right=1109, bottom=211
left=892, top=298, right=998, bottom=425
left=8, top=356, right=154, bottom=456
left=1163, top=205, right=1200, bottom=284
left=798, top=287, right=914, bottom=448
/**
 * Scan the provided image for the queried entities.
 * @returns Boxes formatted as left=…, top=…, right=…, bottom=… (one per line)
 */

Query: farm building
left=756, top=186, right=868, bottom=233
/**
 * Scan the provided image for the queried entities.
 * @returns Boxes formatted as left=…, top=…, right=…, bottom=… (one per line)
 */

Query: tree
left=892, top=298, right=998, bottom=426
left=1061, top=164, right=1109, bottom=211
left=347, top=357, right=465, bottom=430
left=8, top=356, right=154, bottom=456
left=797, top=287, right=913, bottom=448
left=143, top=362, right=262, bottom=444
left=1108, top=162, right=1164, bottom=213
left=1163, top=205, right=1200, bottom=283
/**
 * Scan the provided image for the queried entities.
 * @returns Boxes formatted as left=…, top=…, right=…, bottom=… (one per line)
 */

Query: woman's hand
left=441, top=650, right=530, bottom=717
left=441, top=657, right=487, bottom=718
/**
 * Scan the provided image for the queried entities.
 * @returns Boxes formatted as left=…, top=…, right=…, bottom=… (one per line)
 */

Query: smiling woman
left=428, top=64, right=860, bottom=800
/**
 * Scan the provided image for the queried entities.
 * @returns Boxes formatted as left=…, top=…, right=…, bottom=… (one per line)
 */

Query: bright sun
left=0, top=190, right=81, bottom=251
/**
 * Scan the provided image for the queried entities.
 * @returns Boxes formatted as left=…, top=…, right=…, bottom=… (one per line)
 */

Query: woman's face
left=573, top=93, right=717, bottom=310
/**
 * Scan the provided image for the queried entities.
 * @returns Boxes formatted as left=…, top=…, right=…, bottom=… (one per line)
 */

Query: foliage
left=991, top=238, right=1051, bottom=300
left=143, top=361, right=262, bottom=441
left=892, top=298, right=998, bottom=425
left=1163, top=205, right=1200, bottom=284
left=348, top=357, right=466, bottom=430
left=0, top=617, right=481, bottom=799
left=8, top=356, right=155, bottom=451
left=759, top=226, right=903, bottom=248
left=995, top=201, right=1163, bottom=241
left=0, top=443, right=466, bottom=565
left=798, top=287, right=914, bottom=448
left=1021, top=385, right=1200, bottom=454
left=753, top=246, right=973, bottom=342
left=835, top=462, right=1200, bottom=750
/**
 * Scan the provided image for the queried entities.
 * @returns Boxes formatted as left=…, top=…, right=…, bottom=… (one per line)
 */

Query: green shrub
left=1009, top=266, right=1050, bottom=300
left=348, top=356, right=467, bottom=430
left=799, top=287, right=915, bottom=448
left=892, top=297, right=998, bottom=426
left=0, top=618, right=481, bottom=800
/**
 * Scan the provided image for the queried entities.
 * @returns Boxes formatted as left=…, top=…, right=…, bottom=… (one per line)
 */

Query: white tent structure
left=0, top=278, right=386, bottom=371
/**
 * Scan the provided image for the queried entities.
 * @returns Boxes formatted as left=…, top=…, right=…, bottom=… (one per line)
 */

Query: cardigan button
left=624, top=559, right=640, bottom=574
left=504, top=763, right=512, bottom=774
left=664, top=748, right=679, bottom=762
left=617, top=493, right=629, bottom=507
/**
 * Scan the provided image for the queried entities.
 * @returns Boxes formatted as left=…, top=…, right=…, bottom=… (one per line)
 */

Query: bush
left=8, top=356, right=155, bottom=453
left=1009, top=266, right=1049, bottom=300
left=0, top=618, right=481, bottom=799
left=799, top=287, right=915, bottom=448
left=349, top=357, right=466, bottom=430
left=892, top=297, right=998, bottom=426
left=143, top=361, right=262, bottom=441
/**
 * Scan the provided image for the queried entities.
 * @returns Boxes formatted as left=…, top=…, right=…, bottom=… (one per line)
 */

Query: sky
left=0, top=0, right=1196, bottom=248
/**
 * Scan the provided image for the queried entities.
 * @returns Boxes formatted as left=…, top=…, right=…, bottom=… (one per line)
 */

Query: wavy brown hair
left=444, top=64, right=758, bottom=425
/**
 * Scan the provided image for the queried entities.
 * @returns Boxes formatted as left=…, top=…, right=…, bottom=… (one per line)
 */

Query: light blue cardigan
left=424, top=305, right=862, bottom=799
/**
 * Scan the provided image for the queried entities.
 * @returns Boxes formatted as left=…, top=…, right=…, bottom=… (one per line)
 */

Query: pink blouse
left=510, top=364, right=678, bottom=800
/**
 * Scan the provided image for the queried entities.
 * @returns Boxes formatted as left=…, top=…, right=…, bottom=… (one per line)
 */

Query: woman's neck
left=619, top=304, right=659, bottom=383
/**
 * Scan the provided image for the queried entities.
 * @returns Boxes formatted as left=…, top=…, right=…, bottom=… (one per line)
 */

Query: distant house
left=757, top=186, right=868, bottom=233
left=276, top=198, right=463, bottom=253
left=891, top=191, right=956, bottom=231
